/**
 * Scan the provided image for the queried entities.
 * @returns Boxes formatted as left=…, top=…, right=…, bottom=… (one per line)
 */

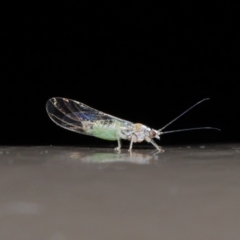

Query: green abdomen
left=86, top=121, right=121, bottom=141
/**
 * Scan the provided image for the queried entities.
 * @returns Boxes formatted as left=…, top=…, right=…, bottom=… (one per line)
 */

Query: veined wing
left=46, top=97, right=133, bottom=135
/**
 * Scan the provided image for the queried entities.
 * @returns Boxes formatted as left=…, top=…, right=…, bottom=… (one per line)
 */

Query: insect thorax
left=120, top=123, right=154, bottom=143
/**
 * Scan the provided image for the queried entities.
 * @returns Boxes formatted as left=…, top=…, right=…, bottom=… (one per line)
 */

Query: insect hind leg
left=114, top=139, right=122, bottom=151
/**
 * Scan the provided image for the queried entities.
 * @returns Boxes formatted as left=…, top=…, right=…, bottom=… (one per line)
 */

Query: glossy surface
left=0, top=144, right=240, bottom=240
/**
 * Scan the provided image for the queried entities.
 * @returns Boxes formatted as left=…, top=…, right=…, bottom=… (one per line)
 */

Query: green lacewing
left=46, top=98, right=220, bottom=151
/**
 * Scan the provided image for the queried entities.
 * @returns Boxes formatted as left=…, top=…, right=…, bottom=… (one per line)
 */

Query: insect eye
left=150, top=130, right=156, bottom=137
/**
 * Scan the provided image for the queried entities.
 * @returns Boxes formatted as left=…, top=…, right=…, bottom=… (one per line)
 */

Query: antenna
left=158, top=98, right=210, bottom=132
left=160, top=127, right=221, bottom=135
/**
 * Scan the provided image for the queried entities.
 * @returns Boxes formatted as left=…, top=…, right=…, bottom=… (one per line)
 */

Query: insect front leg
left=149, top=139, right=164, bottom=152
left=145, top=136, right=164, bottom=152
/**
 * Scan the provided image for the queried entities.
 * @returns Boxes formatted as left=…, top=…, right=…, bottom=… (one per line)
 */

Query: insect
left=46, top=97, right=220, bottom=151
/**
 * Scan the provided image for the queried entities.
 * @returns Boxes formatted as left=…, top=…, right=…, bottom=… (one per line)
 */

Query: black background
left=1, top=3, right=239, bottom=147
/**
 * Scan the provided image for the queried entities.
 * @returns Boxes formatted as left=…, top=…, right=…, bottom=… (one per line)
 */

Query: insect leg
left=114, top=139, right=122, bottom=151
left=149, top=139, right=164, bottom=152
left=128, top=138, right=134, bottom=152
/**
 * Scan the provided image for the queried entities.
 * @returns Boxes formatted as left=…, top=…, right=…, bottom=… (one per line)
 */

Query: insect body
left=46, top=97, right=220, bottom=151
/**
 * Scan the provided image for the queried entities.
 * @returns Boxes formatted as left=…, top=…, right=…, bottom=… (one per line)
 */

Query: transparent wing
left=46, top=97, right=133, bottom=135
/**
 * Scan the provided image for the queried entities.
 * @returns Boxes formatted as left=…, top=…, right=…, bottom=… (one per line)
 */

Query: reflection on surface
left=0, top=146, right=162, bottom=166
left=75, top=151, right=160, bottom=164
left=1, top=144, right=239, bottom=167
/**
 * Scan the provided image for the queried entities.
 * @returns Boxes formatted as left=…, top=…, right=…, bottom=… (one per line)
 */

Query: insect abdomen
left=84, top=121, right=121, bottom=141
